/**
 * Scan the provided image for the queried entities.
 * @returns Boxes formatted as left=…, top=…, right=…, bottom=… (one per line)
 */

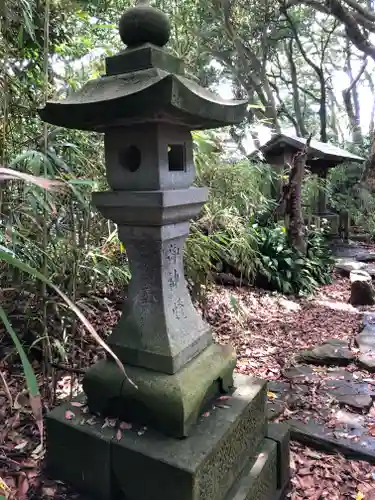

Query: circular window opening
left=119, top=145, right=141, bottom=172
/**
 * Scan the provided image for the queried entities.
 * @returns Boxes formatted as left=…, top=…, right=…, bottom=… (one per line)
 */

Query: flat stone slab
left=332, top=243, right=375, bottom=262
left=356, top=322, right=375, bottom=372
left=356, top=253, right=375, bottom=263
left=298, top=339, right=354, bottom=366
left=323, top=378, right=375, bottom=397
left=287, top=418, right=375, bottom=464
left=337, top=394, right=373, bottom=411
left=283, top=365, right=322, bottom=382
left=331, top=244, right=365, bottom=259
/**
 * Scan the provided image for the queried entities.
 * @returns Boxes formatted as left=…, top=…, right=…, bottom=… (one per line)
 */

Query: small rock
left=358, top=353, right=375, bottom=373
left=299, top=342, right=354, bottom=366
left=335, top=409, right=365, bottom=428
left=278, top=298, right=301, bottom=312
left=337, top=394, right=373, bottom=411
left=356, top=326, right=375, bottom=353
left=335, top=260, right=366, bottom=277
left=350, top=270, right=375, bottom=306
left=363, top=311, right=375, bottom=327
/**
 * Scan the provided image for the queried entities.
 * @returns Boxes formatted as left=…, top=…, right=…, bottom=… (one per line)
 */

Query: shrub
left=253, top=222, right=334, bottom=295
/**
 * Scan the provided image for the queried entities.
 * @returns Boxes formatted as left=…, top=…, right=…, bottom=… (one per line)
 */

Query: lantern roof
left=39, top=1, right=247, bottom=131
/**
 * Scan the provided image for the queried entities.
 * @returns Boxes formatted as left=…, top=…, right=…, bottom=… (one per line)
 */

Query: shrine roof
left=251, top=132, right=364, bottom=163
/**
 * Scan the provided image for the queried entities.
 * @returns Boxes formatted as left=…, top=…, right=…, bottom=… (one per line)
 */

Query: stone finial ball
left=119, top=4, right=171, bottom=48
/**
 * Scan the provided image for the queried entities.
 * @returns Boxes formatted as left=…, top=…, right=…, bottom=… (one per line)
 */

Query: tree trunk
left=285, top=40, right=309, bottom=137
left=365, top=70, right=375, bottom=135
left=342, top=42, right=365, bottom=144
left=285, top=139, right=310, bottom=254
left=319, top=71, right=328, bottom=142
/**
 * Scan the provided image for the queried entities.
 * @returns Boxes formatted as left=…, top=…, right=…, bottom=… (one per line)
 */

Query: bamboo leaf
left=0, top=249, right=135, bottom=388
left=0, top=306, right=39, bottom=397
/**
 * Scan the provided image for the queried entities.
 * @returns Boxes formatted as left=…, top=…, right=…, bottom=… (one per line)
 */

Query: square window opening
left=168, top=144, right=186, bottom=172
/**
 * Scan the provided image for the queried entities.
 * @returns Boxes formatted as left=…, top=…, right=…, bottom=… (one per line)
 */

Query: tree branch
left=325, top=0, right=375, bottom=60
left=342, top=0, right=375, bottom=22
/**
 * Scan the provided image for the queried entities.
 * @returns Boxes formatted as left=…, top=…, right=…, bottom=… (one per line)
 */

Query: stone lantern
left=39, top=2, right=290, bottom=499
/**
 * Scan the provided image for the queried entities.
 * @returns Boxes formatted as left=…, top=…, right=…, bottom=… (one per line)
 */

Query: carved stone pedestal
left=46, top=375, right=290, bottom=500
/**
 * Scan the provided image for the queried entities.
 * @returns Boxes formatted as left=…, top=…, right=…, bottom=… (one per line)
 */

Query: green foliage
left=253, top=223, right=334, bottom=295
left=188, top=133, right=334, bottom=296
left=0, top=305, right=40, bottom=398
left=327, top=159, right=375, bottom=237
left=186, top=132, right=275, bottom=290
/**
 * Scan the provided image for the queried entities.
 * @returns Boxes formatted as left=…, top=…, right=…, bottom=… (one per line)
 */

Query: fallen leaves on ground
left=290, top=442, right=375, bottom=499
left=0, top=276, right=375, bottom=498
left=202, top=276, right=375, bottom=498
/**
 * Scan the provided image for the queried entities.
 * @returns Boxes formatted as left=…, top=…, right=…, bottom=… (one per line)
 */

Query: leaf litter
left=0, top=276, right=375, bottom=498
left=203, top=276, right=375, bottom=498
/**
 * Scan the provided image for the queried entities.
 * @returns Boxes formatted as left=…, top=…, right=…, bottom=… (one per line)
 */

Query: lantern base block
left=46, top=374, right=290, bottom=500
left=83, top=342, right=236, bottom=438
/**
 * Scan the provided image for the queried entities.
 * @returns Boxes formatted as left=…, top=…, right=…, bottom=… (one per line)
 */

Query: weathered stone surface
left=337, top=394, right=373, bottom=411
left=324, top=368, right=355, bottom=380
left=39, top=53, right=247, bottom=131
left=363, top=311, right=375, bottom=327
left=323, top=378, right=375, bottom=398
left=119, top=3, right=171, bottom=48
left=83, top=343, right=236, bottom=438
left=356, top=325, right=375, bottom=353
left=283, top=365, right=321, bottom=382
left=358, top=353, right=375, bottom=372
left=356, top=253, right=375, bottom=263
left=298, top=340, right=354, bottom=366
left=267, top=381, right=291, bottom=394
left=331, top=244, right=364, bottom=259
left=266, top=423, right=290, bottom=490
left=112, top=374, right=266, bottom=500
left=350, top=270, right=375, bottom=306
left=335, top=259, right=366, bottom=277
left=224, top=439, right=278, bottom=500
left=332, top=244, right=375, bottom=277
left=102, top=126, right=201, bottom=191
left=334, top=409, right=365, bottom=428
left=46, top=394, right=117, bottom=500
left=46, top=374, right=279, bottom=500
left=267, top=401, right=284, bottom=421
left=106, top=44, right=185, bottom=76
left=97, top=220, right=213, bottom=375
left=267, top=381, right=308, bottom=412
left=331, top=243, right=375, bottom=262
left=356, top=323, right=375, bottom=371
left=287, top=418, right=375, bottom=463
